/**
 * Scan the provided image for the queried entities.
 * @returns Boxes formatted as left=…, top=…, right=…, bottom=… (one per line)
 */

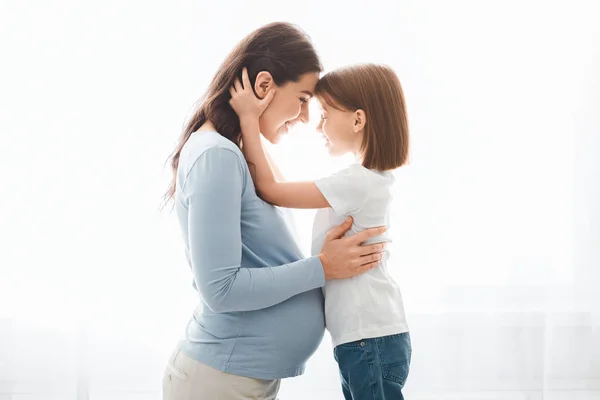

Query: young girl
left=229, top=63, right=411, bottom=400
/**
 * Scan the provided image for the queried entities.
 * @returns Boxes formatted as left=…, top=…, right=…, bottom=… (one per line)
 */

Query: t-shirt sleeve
left=314, top=164, right=369, bottom=216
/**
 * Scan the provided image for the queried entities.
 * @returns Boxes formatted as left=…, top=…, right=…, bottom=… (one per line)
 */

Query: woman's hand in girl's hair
left=229, top=67, right=275, bottom=129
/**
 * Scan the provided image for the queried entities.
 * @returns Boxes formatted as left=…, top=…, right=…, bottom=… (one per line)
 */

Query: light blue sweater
left=175, top=131, right=326, bottom=380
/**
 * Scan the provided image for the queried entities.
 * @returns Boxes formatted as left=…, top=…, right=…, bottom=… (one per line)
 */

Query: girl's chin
left=325, top=143, right=338, bottom=155
left=325, top=143, right=348, bottom=157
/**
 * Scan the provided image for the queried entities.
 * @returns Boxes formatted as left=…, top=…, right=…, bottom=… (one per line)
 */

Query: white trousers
left=162, top=348, right=280, bottom=400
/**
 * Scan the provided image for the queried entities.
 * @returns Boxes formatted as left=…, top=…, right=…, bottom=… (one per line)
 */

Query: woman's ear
left=254, top=71, right=275, bottom=99
left=353, top=109, right=367, bottom=133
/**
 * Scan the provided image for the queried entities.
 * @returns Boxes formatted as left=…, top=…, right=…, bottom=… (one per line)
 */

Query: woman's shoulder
left=180, top=131, right=245, bottom=169
left=177, top=131, right=248, bottom=190
left=184, top=130, right=243, bottom=157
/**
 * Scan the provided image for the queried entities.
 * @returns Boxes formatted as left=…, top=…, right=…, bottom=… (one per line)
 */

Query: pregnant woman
left=161, top=22, right=385, bottom=400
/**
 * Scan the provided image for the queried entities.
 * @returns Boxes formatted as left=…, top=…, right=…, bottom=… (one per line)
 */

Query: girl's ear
left=353, top=109, right=366, bottom=132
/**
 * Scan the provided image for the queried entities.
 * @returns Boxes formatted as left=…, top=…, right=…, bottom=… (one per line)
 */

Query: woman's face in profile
left=258, top=72, right=320, bottom=144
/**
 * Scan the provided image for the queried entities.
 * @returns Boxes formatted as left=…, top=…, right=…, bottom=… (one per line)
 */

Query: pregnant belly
left=191, top=288, right=325, bottom=369
left=241, top=289, right=325, bottom=365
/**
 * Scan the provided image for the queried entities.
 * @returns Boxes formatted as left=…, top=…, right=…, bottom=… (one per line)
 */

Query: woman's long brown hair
left=163, top=22, right=322, bottom=207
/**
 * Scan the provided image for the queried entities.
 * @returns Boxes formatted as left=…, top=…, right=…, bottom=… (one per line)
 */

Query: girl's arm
left=265, top=144, right=285, bottom=182
left=240, top=117, right=330, bottom=209
left=230, top=67, right=330, bottom=209
left=242, top=137, right=285, bottom=182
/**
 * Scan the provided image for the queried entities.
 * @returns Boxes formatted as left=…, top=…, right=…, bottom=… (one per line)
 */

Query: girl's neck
left=351, top=132, right=364, bottom=161
left=352, top=151, right=363, bottom=165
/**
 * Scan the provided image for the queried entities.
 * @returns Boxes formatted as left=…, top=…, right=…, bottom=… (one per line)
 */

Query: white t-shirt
left=312, top=163, right=409, bottom=347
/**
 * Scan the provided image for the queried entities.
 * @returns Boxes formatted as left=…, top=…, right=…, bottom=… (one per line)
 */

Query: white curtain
left=1, top=1, right=598, bottom=399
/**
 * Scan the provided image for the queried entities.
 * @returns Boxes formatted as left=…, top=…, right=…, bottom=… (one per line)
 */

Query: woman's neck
left=198, top=120, right=216, bottom=132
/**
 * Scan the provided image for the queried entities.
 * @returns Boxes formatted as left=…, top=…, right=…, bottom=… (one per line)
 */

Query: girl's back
left=310, top=163, right=408, bottom=347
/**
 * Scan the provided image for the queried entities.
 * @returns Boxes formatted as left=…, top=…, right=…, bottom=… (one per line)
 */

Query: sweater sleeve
left=183, top=146, right=325, bottom=313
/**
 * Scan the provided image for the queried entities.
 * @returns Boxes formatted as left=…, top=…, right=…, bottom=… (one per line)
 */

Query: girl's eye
left=300, top=97, right=309, bottom=104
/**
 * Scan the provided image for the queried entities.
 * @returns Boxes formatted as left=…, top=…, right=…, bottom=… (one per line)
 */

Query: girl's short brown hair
left=316, top=64, right=409, bottom=171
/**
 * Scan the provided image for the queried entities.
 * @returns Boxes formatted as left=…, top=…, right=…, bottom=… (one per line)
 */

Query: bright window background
left=1, top=1, right=598, bottom=399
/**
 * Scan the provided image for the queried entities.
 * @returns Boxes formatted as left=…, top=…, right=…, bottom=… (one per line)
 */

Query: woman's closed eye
left=300, top=97, right=309, bottom=104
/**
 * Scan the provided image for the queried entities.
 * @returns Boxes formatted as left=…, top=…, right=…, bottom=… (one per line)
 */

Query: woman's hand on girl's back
left=319, top=217, right=387, bottom=280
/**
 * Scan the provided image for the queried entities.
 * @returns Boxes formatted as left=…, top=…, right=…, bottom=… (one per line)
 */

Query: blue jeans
left=333, top=332, right=411, bottom=400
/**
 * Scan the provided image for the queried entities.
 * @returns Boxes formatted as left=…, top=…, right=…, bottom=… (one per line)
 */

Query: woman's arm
left=185, top=146, right=325, bottom=313
left=184, top=146, right=385, bottom=313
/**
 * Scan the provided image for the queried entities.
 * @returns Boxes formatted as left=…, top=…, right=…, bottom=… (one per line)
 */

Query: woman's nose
left=298, top=103, right=310, bottom=123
